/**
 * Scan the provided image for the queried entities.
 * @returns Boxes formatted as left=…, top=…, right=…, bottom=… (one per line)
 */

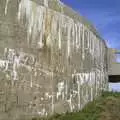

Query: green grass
left=31, top=92, right=120, bottom=120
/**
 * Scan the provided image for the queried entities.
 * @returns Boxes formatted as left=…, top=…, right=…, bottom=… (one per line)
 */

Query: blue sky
left=61, top=0, right=120, bottom=50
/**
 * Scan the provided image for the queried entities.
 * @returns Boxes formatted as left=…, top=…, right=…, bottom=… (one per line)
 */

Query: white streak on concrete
left=57, top=81, right=64, bottom=100
left=5, top=0, right=10, bottom=15
left=44, top=0, right=48, bottom=7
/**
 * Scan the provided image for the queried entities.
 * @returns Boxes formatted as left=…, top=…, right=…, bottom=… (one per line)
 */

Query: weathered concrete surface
left=108, top=48, right=120, bottom=75
left=0, top=0, right=108, bottom=119
left=108, top=48, right=120, bottom=82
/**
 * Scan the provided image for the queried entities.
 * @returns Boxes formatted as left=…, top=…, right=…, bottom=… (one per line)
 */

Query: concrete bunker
left=0, top=0, right=108, bottom=118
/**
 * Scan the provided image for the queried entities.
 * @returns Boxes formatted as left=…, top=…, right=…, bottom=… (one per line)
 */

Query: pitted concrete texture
left=0, top=0, right=108, bottom=119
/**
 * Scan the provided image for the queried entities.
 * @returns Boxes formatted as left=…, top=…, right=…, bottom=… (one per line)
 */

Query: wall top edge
left=30, top=0, right=107, bottom=47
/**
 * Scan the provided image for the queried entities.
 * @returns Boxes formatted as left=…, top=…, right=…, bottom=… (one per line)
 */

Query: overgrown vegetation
left=31, top=92, right=120, bottom=120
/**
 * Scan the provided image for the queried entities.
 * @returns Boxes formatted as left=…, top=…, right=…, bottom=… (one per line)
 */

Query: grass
left=31, top=92, right=120, bottom=120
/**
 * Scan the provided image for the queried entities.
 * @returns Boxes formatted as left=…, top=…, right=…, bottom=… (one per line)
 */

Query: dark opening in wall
left=109, top=75, right=120, bottom=83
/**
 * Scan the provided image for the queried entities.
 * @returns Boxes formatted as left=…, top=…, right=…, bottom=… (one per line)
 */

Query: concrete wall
left=108, top=48, right=120, bottom=75
left=0, top=0, right=108, bottom=119
left=110, top=63, right=120, bottom=75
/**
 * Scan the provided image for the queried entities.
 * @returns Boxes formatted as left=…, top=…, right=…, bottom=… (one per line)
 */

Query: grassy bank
left=32, top=92, right=120, bottom=120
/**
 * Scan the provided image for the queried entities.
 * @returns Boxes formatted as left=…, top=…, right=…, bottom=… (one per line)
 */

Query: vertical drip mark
left=82, top=25, right=85, bottom=60
left=70, top=94, right=73, bottom=112
left=37, top=7, right=45, bottom=49
left=51, top=72, right=54, bottom=114
left=51, top=94, right=54, bottom=114
left=88, top=31, right=90, bottom=50
left=58, top=28, right=61, bottom=49
left=78, top=24, right=81, bottom=49
left=89, top=31, right=91, bottom=55
left=18, top=0, right=46, bottom=47
left=44, top=0, right=48, bottom=7
left=92, top=33, right=94, bottom=56
left=75, top=24, right=78, bottom=50
left=58, top=19, right=62, bottom=49
left=94, top=35, right=95, bottom=56
left=5, top=0, right=10, bottom=15
left=72, top=23, right=75, bottom=50
left=77, top=75, right=81, bottom=110
left=91, top=32, right=93, bottom=56
left=18, top=1, right=22, bottom=20
left=90, top=32, right=92, bottom=55
left=30, top=73, right=33, bottom=88
left=89, top=72, right=91, bottom=101
left=67, top=21, right=72, bottom=57
left=65, top=79, right=68, bottom=97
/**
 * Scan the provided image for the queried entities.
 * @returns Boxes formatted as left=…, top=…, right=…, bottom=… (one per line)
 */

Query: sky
left=61, top=0, right=120, bottom=50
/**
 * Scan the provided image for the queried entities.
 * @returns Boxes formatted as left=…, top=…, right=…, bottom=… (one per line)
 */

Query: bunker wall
left=0, top=0, right=108, bottom=118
